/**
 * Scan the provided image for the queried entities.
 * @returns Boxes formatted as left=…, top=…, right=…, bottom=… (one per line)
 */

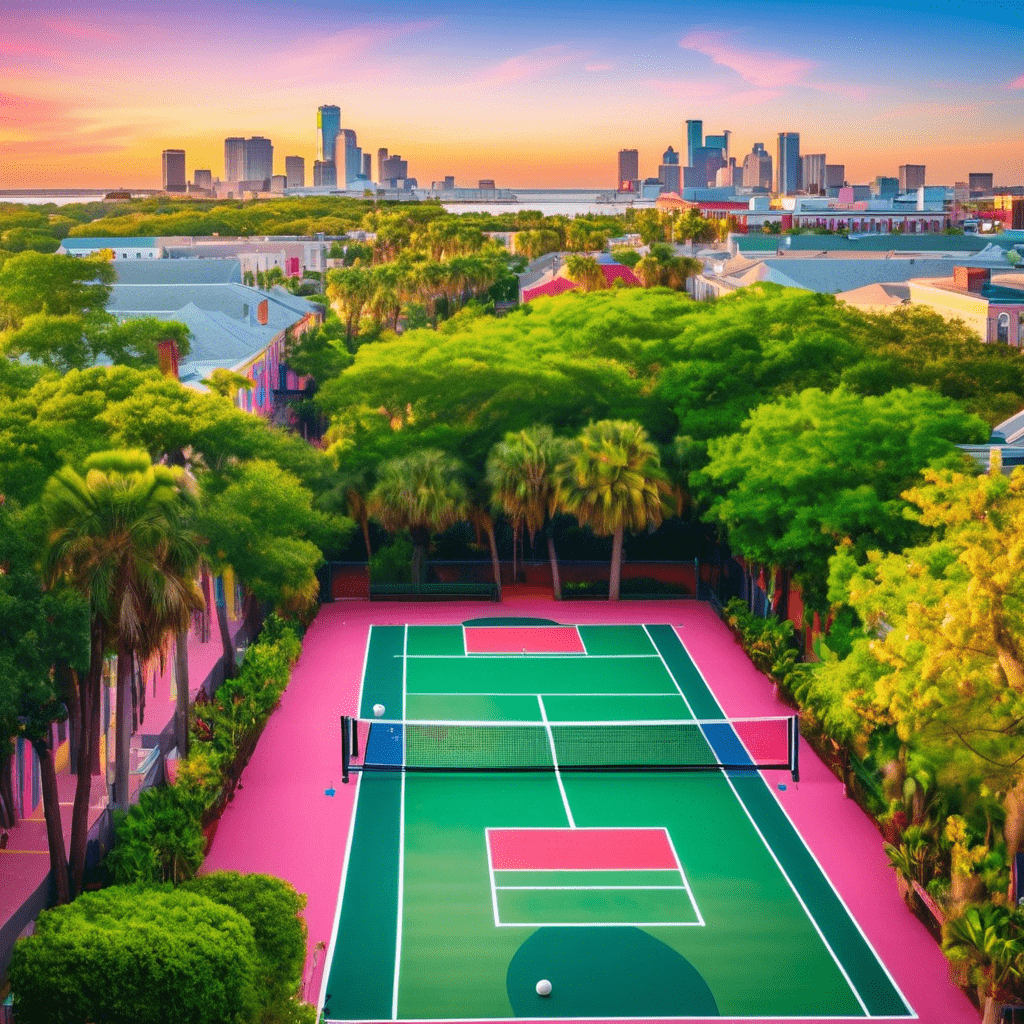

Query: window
left=997, top=313, right=1010, bottom=344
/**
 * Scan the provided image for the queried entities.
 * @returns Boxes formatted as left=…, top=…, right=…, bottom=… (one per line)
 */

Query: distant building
left=777, top=133, right=800, bottom=194
left=685, top=120, right=702, bottom=168
left=313, top=160, right=337, bottom=188
left=872, top=176, right=899, bottom=199
left=617, top=149, right=639, bottom=189
left=969, top=172, right=994, bottom=193
left=162, top=149, right=186, bottom=192
left=801, top=153, right=826, bottom=193
left=193, top=169, right=212, bottom=190
left=59, top=236, right=164, bottom=260
left=742, top=143, right=772, bottom=190
left=285, top=156, right=305, bottom=188
left=317, top=105, right=341, bottom=164
left=715, top=158, right=741, bottom=188
left=479, top=179, right=496, bottom=189
left=270, top=175, right=287, bottom=193
left=825, top=164, right=845, bottom=189
left=363, top=152, right=371, bottom=179
left=909, top=267, right=1024, bottom=345
left=690, top=146, right=725, bottom=188
left=704, top=131, right=730, bottom=161
left=381, top=154, right=408, bottom=184
left=899, top=164, right=926, bottom=191
left=224, top=136, right=273, bottom=184
left=377, top=148, right=388, bottom=182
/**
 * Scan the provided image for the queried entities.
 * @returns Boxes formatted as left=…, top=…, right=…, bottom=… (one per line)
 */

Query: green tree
left=557, top=420, right=669, bottom=600
left=563, top=254, right=605, bottom=291
left=702, top=386, right=986, bottom=611
left=487, top=425, right=569, bottom=599
left=368, top=449, right=469, bottom=584
left=0, top=250, right=115, bottom=329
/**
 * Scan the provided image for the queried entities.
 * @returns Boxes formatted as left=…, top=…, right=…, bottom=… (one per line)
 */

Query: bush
left=369, top=535, right=414, bottom=584
left=181, top=872, right=307, bottom=1006
left=9, top=887, right=259, bottom=1024
left=562, top=577, right=689, bottom=599
left=106, top=785, right=205, bottom=885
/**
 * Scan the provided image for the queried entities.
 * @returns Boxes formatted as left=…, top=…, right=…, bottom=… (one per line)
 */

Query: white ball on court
left=373, top=703, right=386, bottom=718
left=536, top=979, right=552, bottom=997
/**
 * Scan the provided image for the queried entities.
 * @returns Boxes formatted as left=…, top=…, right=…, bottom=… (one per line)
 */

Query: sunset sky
left=2, top=0, right=1022, bottom=190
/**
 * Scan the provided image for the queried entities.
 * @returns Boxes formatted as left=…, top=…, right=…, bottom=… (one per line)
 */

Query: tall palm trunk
left=70, top=625, right=103, bottom=896
left=175, top=627, right=190, bottom=758
left=485, top=520, right=502, bottom=600
left=547, top=532, right=562, bottom=600
left=113, top=639, right=133, bottom=812
left=216, top=577, right=236, bottom=680
left=410, top=526, right=429, bottom=585
left=609, top=526, right=624, bottom=601
left=30, top=733, right=69, bottom=904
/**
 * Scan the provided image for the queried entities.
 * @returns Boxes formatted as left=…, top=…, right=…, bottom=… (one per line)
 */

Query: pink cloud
left=680, top=30, right=815, bottom=88
left=274, top=20, right=439, bottom=73
left=1008, top=75, right=1024, bottom=89
left=475, top=46, right=585, bottom=86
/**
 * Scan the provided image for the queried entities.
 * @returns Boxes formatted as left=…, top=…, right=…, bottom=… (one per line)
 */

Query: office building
left=313, top=160, right=337, bottom=188
left=659, top=146, right=680, bottom=194
left=270, top=175, right=287, bottom=193
left=377, top=148, right=388, bottom=182
left=685, top=120, right=702, bottom=168
left=317, top=105, right=341, bottom=164
left=742, top=143, right=772, bottom=190
left=825, top=164, right=845, bottom=189
left=690, top=146, right=725, bottom=188
left=193, top=169, right=212, bottom=190
left=715, top=158, right=741, bottom=188
left=705, top=131, right=730, bottom=162
left=363, top=153, right=371, bottom=179
left=872, top=176, right=899, bottom=199
left=899, top=164, right=926, bottom=191
left=617, top=149, right=639, bottom=189
left=285, top=156, right=305, bottom=188
left=381, top=154, right=408, bottom=184
left=224, top=137, right=246, bottom=182
left=777, top=132, right=801, bottom=194
left=801, top=153, right=826, bottom=193
left=969, top=173, right=994, bottom=193
left=162, top=149, right=186, bottom=192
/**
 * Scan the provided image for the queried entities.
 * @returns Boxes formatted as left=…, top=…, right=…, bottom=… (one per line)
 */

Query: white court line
left=327, top=1014, right=913, bottom=1022
left=495, top=885, right=687, bottom=891
left=406, top=691, right=680, bottom=697
left=398, top=653, right=660, bottom=659
left=316, top=770, right=363, bottom=1015
left=484, top=828, right=500, bottom=928
left=647, top=625, right=873, bottom=1019
left=390, top=625, right=408, bottom=1022
left=662, top=826, right=705, bottom=927
left=576, top=624, right=589, bottom=656
left=674, top=631, right=917, bottom=1020
left=494, top=920, right=703, bottom=929
left=537, top=694, right=574, bottom=827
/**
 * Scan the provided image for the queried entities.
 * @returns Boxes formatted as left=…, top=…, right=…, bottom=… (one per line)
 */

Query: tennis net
left=341, top=715, right=799, bottom=782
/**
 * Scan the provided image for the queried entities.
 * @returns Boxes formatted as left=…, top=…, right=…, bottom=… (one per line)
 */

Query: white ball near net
left=373, top=704, right=386, bottom=718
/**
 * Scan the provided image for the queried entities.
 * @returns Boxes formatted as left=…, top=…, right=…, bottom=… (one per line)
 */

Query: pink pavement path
left=203, top=597, right=978, bottom=1023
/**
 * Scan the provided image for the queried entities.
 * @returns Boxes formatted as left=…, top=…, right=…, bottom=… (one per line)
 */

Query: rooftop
left=61, top=236, right=160, bottom=249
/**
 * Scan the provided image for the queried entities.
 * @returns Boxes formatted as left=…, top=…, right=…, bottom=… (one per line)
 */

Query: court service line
left=495, top=885, right=687, bottom=891
left=483, top=830, right=501, bottom=928
left=409, top=691, right=679, bottom=697
left=646, top=625, right=873, bottom=1019
left=536, top=695, right=575, bottom=827
left=662, top=827, right=705, bottom=927
left=397, top=653, right=660, bottom=660
left=675, top=632, right=916, bottom=1020
left=390, top=625, right=409, bottom=1021
left=576, top=624, right=589, bottom=656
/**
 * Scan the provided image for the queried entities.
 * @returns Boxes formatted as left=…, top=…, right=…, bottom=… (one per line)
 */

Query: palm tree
left=367, top=449, right=469, bottom=584
left=556, top=420, right=670, bottom=601
left=44, top=450, right=204, bottom=888
left=487, top=426, right=569, bottom=600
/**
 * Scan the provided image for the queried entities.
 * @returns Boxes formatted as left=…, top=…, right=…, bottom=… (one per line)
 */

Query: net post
left=341, top=715, right=350, bottom=784
left=789, top=715, right=800, bottom=783
left=351, top=716, right=359, bottom=759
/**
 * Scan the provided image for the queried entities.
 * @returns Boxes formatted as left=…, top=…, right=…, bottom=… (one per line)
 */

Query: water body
left=0, top=194, right=108, bottom=206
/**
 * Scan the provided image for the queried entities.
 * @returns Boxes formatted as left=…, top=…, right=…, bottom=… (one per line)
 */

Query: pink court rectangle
left=488, top=828, right=677, bottom=871
left=465, top=625, right=584, bottom=654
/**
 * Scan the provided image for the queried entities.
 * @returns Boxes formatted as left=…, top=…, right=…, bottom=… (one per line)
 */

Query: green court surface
left=321, top=621, right=913, bottom=1022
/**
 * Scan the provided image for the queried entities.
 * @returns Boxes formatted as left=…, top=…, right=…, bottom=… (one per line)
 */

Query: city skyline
left=2, top=0, right=1023, bottom=190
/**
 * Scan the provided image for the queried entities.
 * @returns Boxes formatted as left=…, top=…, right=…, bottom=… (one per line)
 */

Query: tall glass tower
left=777, top=132, right=801, bottom=194
left=685, top=120, right=703, bottom=168
left=317, top=105, right=341, bottom=164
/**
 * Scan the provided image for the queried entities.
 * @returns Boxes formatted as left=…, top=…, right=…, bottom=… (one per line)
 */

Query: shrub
left=9, top=887, right=259, bottom=1024
left=106, top=785, right=205, bottom=885
left=369, top=534, right=414, bottom=584
left=181, top=872, right=307, bottom=1006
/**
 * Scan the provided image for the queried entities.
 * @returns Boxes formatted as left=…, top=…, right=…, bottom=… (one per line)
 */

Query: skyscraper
left=377, top=148, right=388, bottom=182
left=899, top=164, right=926, bottom=191
left=704, top=131, right=730, bottom=162
left=801, top=153, right=826, bottom=193
left=381, top=155, right=408, bottom=183
left=742, top=143, right=772, bottom=189
left=285, top=156, right=305, bottom=188
left=825, top=164, right=845, bottom=189
left=659, top=145, right=680, bottom=194
left=776, top=133, right=800, bottom=194
left=313, top=161, right=337, bottom=188
left=162, top=149, right=186, bottom=192
left=691, top=147, right=725, bottom=188
left=617, top=149, right=639, bottom=189
left=193, top=169, right=212, bottom=190
left=224, top=137, right=246, bottom=182
left=317, top=105, right=341, bottom=164
left=363, top=153, right=371, bottom=179
left=339, top=128, right=360, bottom=186
left=245, top=137, right=273, bottom=183
left=685, top=120, right=703, bottom=168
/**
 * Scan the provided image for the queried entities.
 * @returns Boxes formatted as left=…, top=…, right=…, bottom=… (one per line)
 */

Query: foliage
left=9, top=886, right=260, bottom=1024
left=106, top=785, right=206, bottom=884
left=368, top=534, right=414, bottom=584
left=181, top=872, right=307, bottom=1006
left=723, top=598, right=802, bottom=680
left=942, top=902, right=1024, bottom=1003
